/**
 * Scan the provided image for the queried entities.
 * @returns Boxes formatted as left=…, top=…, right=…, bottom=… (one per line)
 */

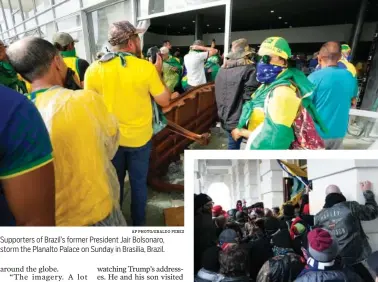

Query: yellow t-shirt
left=84, top=56, right=165, bottom=147
left=338, top=58, right=357, bottom=77
left=32, top=87, right=119, bottom=226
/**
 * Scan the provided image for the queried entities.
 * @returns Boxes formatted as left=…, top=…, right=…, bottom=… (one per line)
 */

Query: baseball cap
left=108, top=21, right=144, bottom=47
left=258, top=37, right=292, bottom=60
left=341, top=44, right=351, bottom=52
left=52, top=32, right=78, bottom=47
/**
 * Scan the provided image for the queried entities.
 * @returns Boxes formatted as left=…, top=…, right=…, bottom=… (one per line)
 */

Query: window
left=56, top=14, right=81, bottom=31
left=82, top=0, right=108, bottom=7
left=35, top=0, right=52, bottom=12
left=25, top=18, right=37, bottom=30
left=54, top=0, right=81, bottom=18
left=16, top=24, right=25, bottom=34
left=69, top=30, right=85, bottom=59
left=88, top=1, right=132, bottom=57
left=37, top=9, right=54, bottom=25
left=4, top=9, right=13, bottom=28
left=14, top=10, right=25, bottom=26
left=39, top=22, right=56, bottom=41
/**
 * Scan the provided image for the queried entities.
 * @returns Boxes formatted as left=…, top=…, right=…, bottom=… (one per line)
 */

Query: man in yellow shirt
left=85, top=21, right=172, bottom=226
left=7, top=37, right=126, bottom=226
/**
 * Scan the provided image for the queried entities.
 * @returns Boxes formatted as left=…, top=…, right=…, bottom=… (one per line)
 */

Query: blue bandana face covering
left=256, top=62, right=284, bottom=84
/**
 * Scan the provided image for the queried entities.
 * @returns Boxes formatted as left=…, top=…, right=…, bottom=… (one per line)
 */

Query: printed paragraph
left=0, top=233, right=186, bottom=254
left=97, top=265, right=184, bottom=281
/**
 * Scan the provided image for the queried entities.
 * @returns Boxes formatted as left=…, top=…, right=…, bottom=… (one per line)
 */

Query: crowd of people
left=194, top=181, right=378, bottom=282
left=215, top=38, right=358, bottom=150
left=0, top=20, right=177, bottom=226
left=142, top=35, right=359, bottom=151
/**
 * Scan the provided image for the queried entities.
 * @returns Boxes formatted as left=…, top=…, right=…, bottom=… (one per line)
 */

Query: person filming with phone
left=84, top=21, right=174, bottom=226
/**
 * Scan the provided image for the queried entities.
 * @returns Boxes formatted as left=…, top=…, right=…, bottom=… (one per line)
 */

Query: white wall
left=145, top=22, right=377, bottom=47
left=308, top=159, right=378, bottom=252
left=259, top=160, right=285, bottom=209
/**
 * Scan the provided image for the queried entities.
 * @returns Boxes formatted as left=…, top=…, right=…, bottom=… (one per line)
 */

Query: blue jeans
left=112, top=140, right=152, bottom=226
left=227, top=130, right=242, bottom=150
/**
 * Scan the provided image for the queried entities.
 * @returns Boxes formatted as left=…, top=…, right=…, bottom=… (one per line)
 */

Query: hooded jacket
left=315, top=191, right=378, bottom=266
left=215, top=58, right=259, bottom=131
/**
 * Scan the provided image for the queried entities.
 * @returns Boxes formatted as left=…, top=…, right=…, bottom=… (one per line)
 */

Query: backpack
left=265, top=83, right=325, bottom=150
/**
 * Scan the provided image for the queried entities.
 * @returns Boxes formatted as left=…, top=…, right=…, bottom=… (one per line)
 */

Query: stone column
left=230, top=160, right=240, bottom=204
left=237, top=161, right=245, bottom=203
left=259, top=160, right=284, bottom=208
left=230, top=165, right=237, bottom=208
left=308, top=159, right=378, bottom=251
left=244, top=160, right=259, bottom=205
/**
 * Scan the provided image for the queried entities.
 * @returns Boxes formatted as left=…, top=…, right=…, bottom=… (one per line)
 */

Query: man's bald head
left=7, top=37, right=59, bottom=82
left=326, top=184, right=342, bottom=195
left=318, top=41, right=341, bottom=66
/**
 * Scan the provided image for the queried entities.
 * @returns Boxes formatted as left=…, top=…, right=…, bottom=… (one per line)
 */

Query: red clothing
left=212, top=205, right=228, bottom=218
left=303, top=204, right=310, bottom=215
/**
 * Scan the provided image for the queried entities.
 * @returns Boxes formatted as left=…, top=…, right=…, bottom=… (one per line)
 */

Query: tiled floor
left=121, top=160, right=184, bottom=226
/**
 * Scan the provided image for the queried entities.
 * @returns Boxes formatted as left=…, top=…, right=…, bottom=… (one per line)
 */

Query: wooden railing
left=148, top=83, right=217, bottom=192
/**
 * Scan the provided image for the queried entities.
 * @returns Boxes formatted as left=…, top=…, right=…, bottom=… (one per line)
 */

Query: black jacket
left=247, top=235, right=274, bottom=281
left=194, top=213, right=217, bottom=274
left=295, top=268, right=363, bottom=282
left=215, top=61, right=258, bottom=131
left=315, top=191, right=378, bottom=266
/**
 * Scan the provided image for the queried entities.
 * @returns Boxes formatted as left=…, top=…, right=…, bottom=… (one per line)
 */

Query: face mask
left=256, top=62, right=284, bottom=84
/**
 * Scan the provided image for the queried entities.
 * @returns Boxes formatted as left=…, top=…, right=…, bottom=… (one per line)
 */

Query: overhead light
left=192, top=20, right=195, bottom=23
left=278, top=16, right=282, bottom=19
left=271, top=10, right=274, bottom=13
left=207, top=24, right=210, bottom=27
left=218, top=27, right=221, bottom=30
left=183, top=26, right=186, bottom=29
left=285, top=22, right=288, bottom=24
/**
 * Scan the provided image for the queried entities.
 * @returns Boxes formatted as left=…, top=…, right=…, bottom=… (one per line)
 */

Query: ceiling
left=204, top=160, right=232, bottom=175
left=150, top=0, right=376, bottom=35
